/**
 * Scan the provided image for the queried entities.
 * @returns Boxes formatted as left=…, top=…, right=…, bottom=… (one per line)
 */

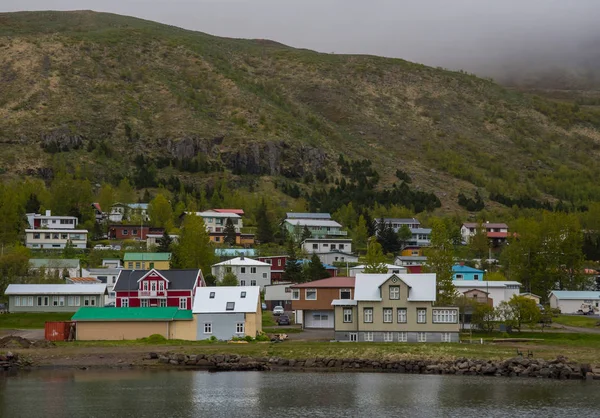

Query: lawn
left=262, top=311, right=277, bottom=327
left=0, top=313, right=73, bottom=329
left=552, top=315, right=600, bottom=329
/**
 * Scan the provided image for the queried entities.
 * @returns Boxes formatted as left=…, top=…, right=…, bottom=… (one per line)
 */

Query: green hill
left=2, top=10, right=600, bottom=213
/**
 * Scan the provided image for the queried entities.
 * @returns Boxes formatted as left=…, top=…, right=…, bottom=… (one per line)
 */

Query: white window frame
left=179, top=298, right=187, bottom=310
left=15, top=297, right=20, bottom=307
left=250, top=280, right=257, bottom=286
left=151, top=281, right=157, bottom=292
left=343, top=308, right=352, bottom=323
left=389, top=286, right=400, bottom=300
left=160, top=299, right=167, bottom=307
left=59, top=296, right=65, bottom=306
left=236, top=322, right=244, bottom=334
left=418, top=332, right=427, bottom=342
left=143, top=281, right=149, bottom=291
left=291, top=289, right=300, bottom=300
left=398, top=332, right=408, bottom=342
left=240, top=280, right=246, bottom=286
left=204, top=322, right=212, bottom=334
left=241, top=267, right=246, bottom=274
left=441, top=333, right=452, bottom=343
left=383, top=308, right=393, bottom=323
left=397, top=308, right=407, bottom=323
left=339, top=288, right=351, bottom=299
left=417, top=308, right=427, bottom=324
left=121, top=298, right=129, bottom=307
left=433, top=309, right=458, bottom=324
left=349, top=333, right=358, bottom=342
left=383, top=332, right=393, bottom=342
left=141, top=299, right=149, bottom=307
left=159, top=281, right=165, bottom=291
left=250, top=267, right=257, bottom=274
left=364, top=332, right=373, bottom=342
left=305, top=289, right=317, bottom=300
left=363, top=308, right=373, bottom=323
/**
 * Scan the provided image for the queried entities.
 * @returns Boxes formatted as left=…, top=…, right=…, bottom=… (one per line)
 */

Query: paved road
left=0, top=329, right=45, bottom=340
left=551, top=323, right=600, bottom=334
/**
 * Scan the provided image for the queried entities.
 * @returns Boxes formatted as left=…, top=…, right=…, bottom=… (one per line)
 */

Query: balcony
left=138, top=290, right=166, bottom=298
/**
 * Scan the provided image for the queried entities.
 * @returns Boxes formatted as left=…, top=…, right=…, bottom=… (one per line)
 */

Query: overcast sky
left=2, top=0, right=599, bottom=74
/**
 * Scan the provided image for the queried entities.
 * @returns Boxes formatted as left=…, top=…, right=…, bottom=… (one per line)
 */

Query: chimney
left=45, top=210, right=51, bottom=216
left=459, top=261, right=465, bottom=266
left=240, top=255, right=245, bottom=261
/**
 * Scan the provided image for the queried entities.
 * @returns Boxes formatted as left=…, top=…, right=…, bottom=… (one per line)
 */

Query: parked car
left=277, top=315, right=290, bottom=326
left=261, top=303, right=267, bottom=310
left=111, top=245, right=122, bottom=251
left=273, top=306, right=284, bottom=316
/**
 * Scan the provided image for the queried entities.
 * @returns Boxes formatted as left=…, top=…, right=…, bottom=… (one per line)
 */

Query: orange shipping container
left=45, top=321, right=73, bottom=341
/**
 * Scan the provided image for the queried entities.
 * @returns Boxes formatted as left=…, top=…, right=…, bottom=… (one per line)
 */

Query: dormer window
left=241, top=291, right=246, bottom=298
left=209, top=292, right=215, bottom=299
left=226, top=302, right=235, bottom=310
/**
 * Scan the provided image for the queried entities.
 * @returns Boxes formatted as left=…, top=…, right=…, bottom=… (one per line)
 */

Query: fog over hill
left=3, top=0, right=600, bottom=89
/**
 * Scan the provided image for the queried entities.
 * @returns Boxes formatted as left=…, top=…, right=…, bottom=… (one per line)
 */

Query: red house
left=109, top=225, right=164, bottom=240
left=113, top=269, right=204, bottom=310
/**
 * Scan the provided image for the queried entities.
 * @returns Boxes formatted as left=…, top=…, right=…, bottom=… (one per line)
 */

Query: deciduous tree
left=149, top=194, right=173, bottom=230
left=425, top=218, right=456, bottom=306
left=282, top=239, right=303, bottom=283
left=219, top=271, right=239, bottom=286
left=173, top=214, right=215, bottom=274
left=363, top=237, right=387, bottom=273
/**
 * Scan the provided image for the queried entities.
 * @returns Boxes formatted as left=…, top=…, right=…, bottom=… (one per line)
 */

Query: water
left=0, top=369, right=597, bottom=418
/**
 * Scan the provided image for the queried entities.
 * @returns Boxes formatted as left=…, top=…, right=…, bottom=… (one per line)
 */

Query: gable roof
left=212, top=257, right=270, bottom=267
left=30, top=259, right=80, bottom=269
left=193, top=286, right=260, bottom=313
left=549, top=291, right=600, bottom=300
left=302, top=238, right=353, bottom=243
left=381, top=218, right=420, bottom=224
left=72, top=307, right=192, bottom=321
left=286, top=213, right=331, bottom=220
left=452, top=265, right=484, bottom=274
left=283, top=219, right=341, bottom=228
left=317, top=250, right=358, bottom=257
left=113, top=269, right=201, bottom=291
left=212, top=209, right=245, bottom=215
left=191, top=211, right=241, bottom=219
left=354, top=273, right=436, bottom=302
left=297, top=259, right=337, bottom=270
left=395, top=256, right=428, bottom=261
left=123, top=253, right=171, bottom=261
left=292, top=277, right=355, bottom=288
left=5, top=284, right=107, bottom=295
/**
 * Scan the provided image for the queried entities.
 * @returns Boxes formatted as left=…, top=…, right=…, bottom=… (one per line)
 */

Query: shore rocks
left=0, top=352, right=30, bottom=371
left=153, top=352, right=598, bottom=381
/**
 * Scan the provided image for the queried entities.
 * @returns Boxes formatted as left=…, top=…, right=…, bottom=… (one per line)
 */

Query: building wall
left=76, top=321, right=169, bottom=340
left=522, top=294, right=541, bottom=304
left=245, top=312, right=262, bottom=337
left=211, top=265, right=271, bottom=289
left=9, top=294, right=103, bottom=313
left=195, top=313, right=246, bottom=340
left=456, top=286, right=518, bottom=308
left=401, top=248, right=423, bottom=257
left=452, top=271, right=485, bottom=281
left=124, top=260, right=170, bottom=270
left=318, top=253, right=358, bottom=265
left=170, top=317, right=197, bottom=341
left=291, top=287, right=354, bottom=311
left=333, top=331, right=459, bottom=343
left=349, top=266, right=407, bottom=277
left=553, top=299, right=590, bottom=314
left=25, top=231, right=87, bottom=249
left=302, top=241, right=353, bottom=254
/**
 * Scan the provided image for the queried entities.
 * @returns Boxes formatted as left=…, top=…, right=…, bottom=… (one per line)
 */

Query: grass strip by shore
left=0, top=313, right=73, bottom=329
left=552, top=315, right=600, bottom=329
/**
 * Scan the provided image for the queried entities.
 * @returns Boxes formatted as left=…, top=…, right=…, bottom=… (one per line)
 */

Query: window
left=143, top=282, right=148, bottom=291
left=226, top=267, right=232, bottom=273
left=61, top=234, right=68, bottom=240
left=339, top=244, right=344, bottom=250
left=433, top=309, right=458, bottom=324
left=241, top=291, right=246, bottom=298
left=383, top=332, right=393, bottom=342
left=340, top=288, right=351, bottom=299
left=52, top=233, right=59, bottom=239
left=417, top=308, right=427, bottom=323
left=292, top=289, right=300, bottom=300
left=209, top=292, right=215, bottom=299
left=474, top=274, right=479, bottom=280
left=128, top=262, right=134, bottom=269
left=59, top=296, right=65, bottom=306
left=265, top=259, right=272, bottom=265
left=135, top=262, right=141, bottom=269
left=241, top=267, right=246, bottom=273
left=418, top=332, right=427, bottom=342
left=226, top=302, right=235, bottom=310
left=397, top=308, right=407, bottom=323
left=349, top=333, right=358, bottom=342
left=277, top=259, right=282, bottom=266
left=159, top=281, right=164, bottom=291
left=389, top=286, right=400, bottom=300
left=15, top=297, right=20, bottom=307
left=149, top=263, right=154, bottom=269
left=383, top=308, right=393, bottom=323
left=141, top=299, right=149, bottom=307
left=123, top=229, right=128, bottom=235
left=331, top=244, right=336, bottom=250
left=398, top=332, right=408, bottom=342
left=456, top=274, right=463, bottom=279
left=160, top=299, right=167, bottom=307
left=33, top=233, right=40, bottom=239
left=363, top=308, right=373, bottom=323
left=214, top=236, right=221, bottom=242
left=343, top=308, right=352, bottom=323
left=151, top=282, right=156, bottom=292
left=262, top=272, right=267, bottom=278
left=441, top=333, right=452, bottom=343
left=53, top=297, right=59, bottom=306
left=179, top=298, right=187, bottom=309
left=305, top=289, right=317, bottom=300
left=45, top=234, right=51, bottom=239
left=204, top=323, right=212, bottom=334
left=236, top=322, right=244, bottom=334
left=251, top=267, right=257, bottom=274
left=250, top=280, right=256, bottom=286
left=364, top=332, right=373, bottom=342
left=323, top=243, right=329, bottom=247
left=240, top=280, right=246, bottom=286
left=312, top=244, right=318, bottom=249
left=132, top=229, right=138, bottom=235
left=121, top=298, right=129, bottom=307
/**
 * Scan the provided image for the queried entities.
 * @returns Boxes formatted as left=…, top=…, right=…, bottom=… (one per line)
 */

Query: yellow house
left=401, top=247, right=424, bottom=257
left=521, top=292, right=541, bottom=305
left=123, top=253, right=171, bottom=270
left=332, top=273, right=459, bottom=342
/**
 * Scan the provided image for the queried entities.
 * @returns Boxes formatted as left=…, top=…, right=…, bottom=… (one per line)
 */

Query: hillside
left=2, top=10, right=600, bottom=213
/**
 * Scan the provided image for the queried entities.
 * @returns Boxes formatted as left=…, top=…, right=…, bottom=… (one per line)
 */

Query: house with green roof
left=123, top=253, right=171, bottom=270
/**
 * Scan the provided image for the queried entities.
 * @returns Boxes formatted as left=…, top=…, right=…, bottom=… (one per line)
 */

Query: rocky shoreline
left=154, top=352, right=600, bottom=381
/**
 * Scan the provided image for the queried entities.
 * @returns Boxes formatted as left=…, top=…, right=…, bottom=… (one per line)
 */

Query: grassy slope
left=0, top=312, right=73, bottom=328
left=1, top=11, right=600, bottom=209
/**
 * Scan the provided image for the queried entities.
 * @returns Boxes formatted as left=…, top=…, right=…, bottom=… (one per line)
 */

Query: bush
left=244, top=335, right=254, bottom=342
left=142, top=334, right=167, bottom=344
left=255, top=333, right=270, bottom=342
left=209, top=335, right=217, bottom=342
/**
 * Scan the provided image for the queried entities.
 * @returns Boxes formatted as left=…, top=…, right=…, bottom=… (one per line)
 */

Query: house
left=108, top=225, right=164, bottom=241
left=521, top=292, right=542, bottom=305
left=290, top=277, right=355, bottom=328
left=283, top=219, right=347, bottom=239
left=192, top=286, right=262, bottom=340
left=29, top=258, right=81, bottom=279
left=394, top=256, right=427, bottom=273
left=211, top=257, right=271, bottom=289
left=25, top=229, right=88, bottom=250
left=26, top=210, right=78, bottom=230
left=5, top=284, right=107, bottom=313
left=407, top=228, right=432, bottom=247
left=374, top=219, right=430, bottom=246
left=452, top=264, right=485, bottom=281
left=264, top=282, right=294, bottom=311
left=209, top=232, right=255, bottom=246
left=66, top=277, right=101, bottom=284
left=212, top=208, right=245, bottom=216
left=216, top=248, right=257, bottom=259
left=549, top=291, right=600, bottom=313
left=453, top=280, right=521, bottom=308
left=377, top=218, right=421, bottom=231
left=302, top=238, right=353, bottom=254
left=286, top=212, right=332, bottom=220
left=331, top=273, right=460, bottom=342
left=461, top=222, right=509, bottom=246
left=109, top=203, right=150, bottom=223
left=258, top=256, right=338, bottom=282
left=349, top=264, right=407, bottom=277
left=123, top=252, right=171, bottom=270
left=83, top=267, right=123, bottom=304
left=186, top=210, right=243, bottom=233
left=72, top=307, right=195, bottom=341
left=146, top=233, right=179, bottom=249
left=102, top=259, right=122, bottom=268
left=91, top=203, right=104, bottom=222
left=317, top=251, right=359, bottom=266
left=113, top=269, right=205, bottom=310
left=401, top=246, right=424, bottom=257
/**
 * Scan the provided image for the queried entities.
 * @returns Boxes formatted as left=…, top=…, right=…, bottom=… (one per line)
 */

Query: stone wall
left=152, top=352, right=600, bottom=381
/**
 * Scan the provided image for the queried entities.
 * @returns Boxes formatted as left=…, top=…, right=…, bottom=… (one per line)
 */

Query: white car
left=273, top=306, right=285, bottom=316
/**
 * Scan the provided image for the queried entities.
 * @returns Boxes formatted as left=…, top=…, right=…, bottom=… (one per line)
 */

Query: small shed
left=549, top=291, right=600, bottom=314
left=521, top=292, right=542, bottom=305
left=72, top=307, right=195, bottom=340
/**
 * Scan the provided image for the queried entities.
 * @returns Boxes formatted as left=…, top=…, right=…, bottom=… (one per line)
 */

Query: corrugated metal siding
left=196, top=313, right=245, bottom=340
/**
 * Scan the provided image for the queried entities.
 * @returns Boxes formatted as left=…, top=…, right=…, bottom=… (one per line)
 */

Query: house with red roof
left=461, top=222, right=509, bottom=247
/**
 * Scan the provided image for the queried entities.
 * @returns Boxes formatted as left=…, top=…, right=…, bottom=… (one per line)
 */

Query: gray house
left=192, top=286, right=262, bottom=340
left=4, top=284, right=107, bottom=313
left=29, top=259, right=81, bottom=279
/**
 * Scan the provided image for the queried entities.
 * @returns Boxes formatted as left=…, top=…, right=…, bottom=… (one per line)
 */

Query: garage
left=304, top=310, right=334, bottom=328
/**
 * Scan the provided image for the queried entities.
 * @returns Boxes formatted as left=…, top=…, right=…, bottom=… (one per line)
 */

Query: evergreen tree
left=378, top=221, right=400, bottom=254
left=157, top=230, right=173, bottom=253
left=219, top=271, right=239, bottom=286
left=256, top=198, right=274, bottom=243
left=174, top=214, right=215, bottom=274
left=397, top=224, right=413, bottom=249
left=224, top=218, right=237, bottom=246
left=25, top=193, right=41, bottom=214
left=304, top=253, right=331, bottom=282
left=424, top=218, right=456, bottom=306
left=301, top=225, right=312, bottom=242
left=282, top=239, right=303, bottom=283
left=363, top=237, right=388, bottom=273
left=62, top=240, right=77, bottom=259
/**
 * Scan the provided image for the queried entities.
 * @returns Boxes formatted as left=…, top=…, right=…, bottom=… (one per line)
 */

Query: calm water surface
left=0, top=369, right=597, bottom=418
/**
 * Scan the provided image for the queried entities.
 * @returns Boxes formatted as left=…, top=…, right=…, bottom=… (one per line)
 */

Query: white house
left=394, top=255, right=427, bottom=267
left=27, top=210, right=79, bottom=230
left=109, top=203, right=150, bottom=223
left=264, top=282, right=294, bottom=311
left=25, top=229, right=88, bottom=249
left=211, top=257, right=271, bottom=289
left=302, top=238, right=353, bottom=254
left=317, top=251, right=359, bottom=266
left=83, top=267, right=123, bottom=304
left=549, top=291, right=600, bottom=314
left=460, top=222, right=509, bottom=244
left=453, top=280, right=521, bottom=308
left=349, top=264, right=408, bottom=277
left=185, top=211, right=243, bottom=233
left=29, top=258, right=81, bottom=279
left=376, top=218, right=421, bottom=231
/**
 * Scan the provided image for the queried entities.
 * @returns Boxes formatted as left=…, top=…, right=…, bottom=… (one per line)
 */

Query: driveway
left=286, top=328, right=334, bottom=341
left=0, top=329, right=45, bottom=340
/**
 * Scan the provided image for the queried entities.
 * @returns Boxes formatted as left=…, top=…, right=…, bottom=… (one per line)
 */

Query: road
left=0, top=329, right=45, bottom=340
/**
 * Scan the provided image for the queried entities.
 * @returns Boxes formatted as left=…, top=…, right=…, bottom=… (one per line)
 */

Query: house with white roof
left=109, top=203, right=150, bottom=223
left=286, top=213, right=332, bottom=220
left=192, top=286, right=262, bottom=340
left=549, top=291, right=600, bottom=314
left=283, top=219, right=347, bottom=239
left=453, top=280, right=521, bottom=308
left=349, top=264, right=407, bottom=277
left=331, top=273, right=460, bottom=343
left=27, top=210, right=78, bottom=230
left=25, top=228, right=88, bottom=250
left=29, top=258, right=81, bottom=279
left=302, top=238, right=353, bottom=254
left=211, top=257, right=271, bottom=289
left=4, top=284, right=107, bottom=313
left=317, top=251, right=359, bottom=266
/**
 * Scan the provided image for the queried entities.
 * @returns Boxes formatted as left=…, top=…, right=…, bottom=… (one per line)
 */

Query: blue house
left=452, top=265, right=485, bottom=281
